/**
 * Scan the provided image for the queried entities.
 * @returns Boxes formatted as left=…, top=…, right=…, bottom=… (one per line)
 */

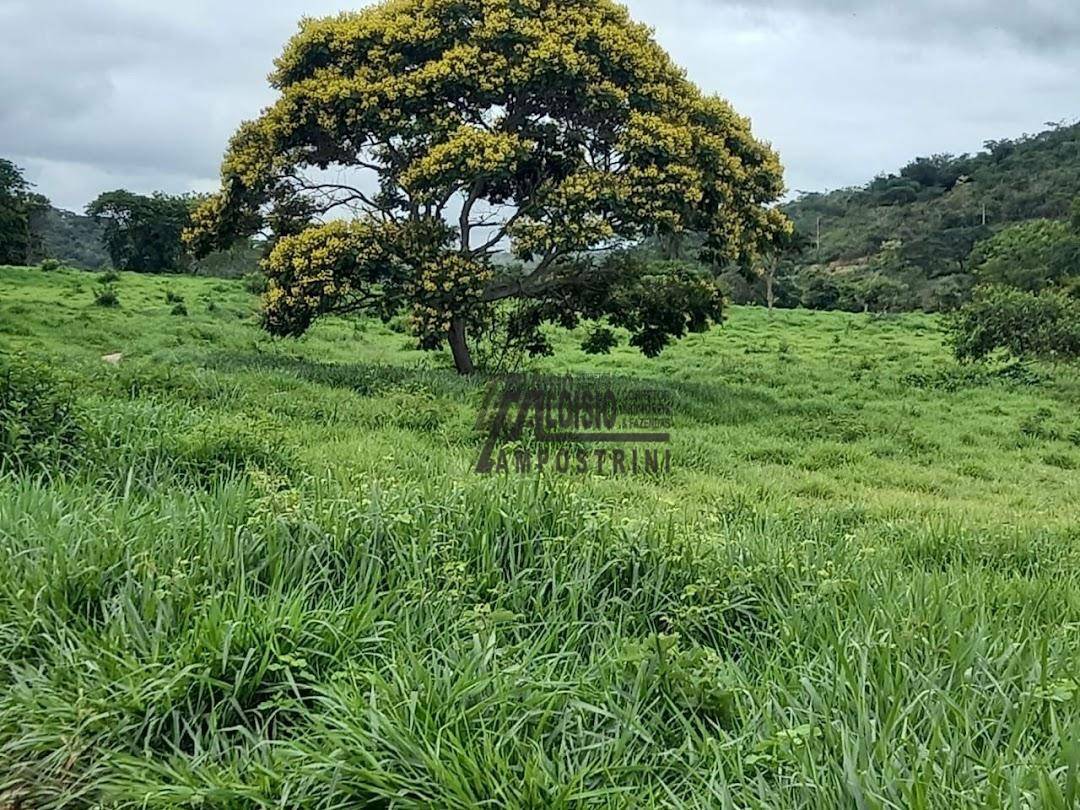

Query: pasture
left=1, top=265, right=1079, bottom=808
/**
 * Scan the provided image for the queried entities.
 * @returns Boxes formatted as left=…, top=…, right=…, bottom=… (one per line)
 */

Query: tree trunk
left=765, top=274, right=775, bottom=311
left=449, top=317, right=475, bottom=375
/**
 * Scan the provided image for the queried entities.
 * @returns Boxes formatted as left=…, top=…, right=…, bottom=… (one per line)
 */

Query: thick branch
left=459, top=183, right=482, bottom=252
left=481, top=249, right=568, bottom=302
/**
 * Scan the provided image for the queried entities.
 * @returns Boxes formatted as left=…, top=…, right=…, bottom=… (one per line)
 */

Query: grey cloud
left=698, top=0, right=1080, bottom=51
left=0, top=0, right=343, bottom=208
left=638, top=0, right=1079, bottom=194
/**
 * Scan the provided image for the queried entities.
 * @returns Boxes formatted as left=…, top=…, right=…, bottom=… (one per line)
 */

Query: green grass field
left=2, top=265, right=1080, bottom=808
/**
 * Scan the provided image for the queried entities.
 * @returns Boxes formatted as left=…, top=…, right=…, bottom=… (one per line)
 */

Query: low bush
left=94, top=286, right=120, bottom=308
left=949, top=285, right=1080, bottom=362
left=902, top=362, right=1044, bottom=391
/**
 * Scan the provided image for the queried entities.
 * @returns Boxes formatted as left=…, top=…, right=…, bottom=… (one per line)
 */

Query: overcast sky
left=1, top=0, right=1077, bottom=212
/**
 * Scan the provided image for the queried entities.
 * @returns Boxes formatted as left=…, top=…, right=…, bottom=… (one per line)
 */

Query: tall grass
left=0, top=267, right=1078, bottom=807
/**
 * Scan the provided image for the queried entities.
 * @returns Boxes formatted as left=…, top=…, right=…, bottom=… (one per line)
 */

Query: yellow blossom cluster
left=183, top=0, right=791, bottom=347
left=260, top=220, right=402, bottom=336
left=407, top=254, right=495, bottom=346
left=401, top=127, right=530, bottom=201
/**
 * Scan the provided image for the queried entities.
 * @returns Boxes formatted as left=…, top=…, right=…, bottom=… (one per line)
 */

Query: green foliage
left=603, top=259, right=726, bottom=357
left=899, top=153, right=965, bottom=192
left=581, top=325, right=619, bottom=355
left=0, top=158, right=49, bottom=265
left=0, top=353, right=81, bottom=473
left=186, top=0, right=786, bottom=373
left=902, top=362, right=1044, bottom=392
left=33, top=206, right=111, bottom=270
left=37, top=258, right=61, bottom=272
left=242, top=271, right=268, bottom=295
left=849, top=274, right=913, bottom=313
left=164, top=413, right=296, bottom=482
left=170, top=302, right=188, bottom=317
left=191, top=237, right=264, bottom=279
left=94, top=285, right=120, bottom=308
left=716, top=267, right=762, bottom=305
left=949, top=285, right=1080, bottom=362
left=797, top=267, right=842, bottom=310
left=87, top=190, right=199, bottom=272
left=970, top=219, right=1078, bottom=292
left=606, top=633, right=740, bottom=729
left=467, top=299, right=556, bottom=373
left=826, top=241, right=919, bottom=314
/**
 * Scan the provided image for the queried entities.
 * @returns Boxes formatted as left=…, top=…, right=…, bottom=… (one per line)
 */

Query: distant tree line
left=0, top=158, right=261, bottom=276
left=4, top=116, right=1079, bottom=346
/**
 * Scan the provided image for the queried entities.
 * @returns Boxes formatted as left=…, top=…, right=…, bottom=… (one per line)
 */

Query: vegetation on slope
left=773, top=120, right=1080, bottom=312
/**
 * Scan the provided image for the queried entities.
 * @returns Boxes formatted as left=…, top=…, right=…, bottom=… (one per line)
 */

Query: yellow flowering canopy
left=186, top=0, right=789, bottom=372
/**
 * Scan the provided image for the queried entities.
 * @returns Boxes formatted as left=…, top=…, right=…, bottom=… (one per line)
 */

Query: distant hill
left=33, top=206, right=111, bottom=270
left=778, top=120, right=1080, bottom=309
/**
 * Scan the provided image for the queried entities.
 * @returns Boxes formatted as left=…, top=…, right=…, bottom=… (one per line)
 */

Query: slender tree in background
left=186, top=0, right=788, bottom=374
left=88, top=191, right=199, bottom=273
left=750, top=228, right=809, bottom=311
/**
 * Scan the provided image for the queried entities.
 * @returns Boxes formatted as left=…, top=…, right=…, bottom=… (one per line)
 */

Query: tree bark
left=449, top=317, right=475, bottom=375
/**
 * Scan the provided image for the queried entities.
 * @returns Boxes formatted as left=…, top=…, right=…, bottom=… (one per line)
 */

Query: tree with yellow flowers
left=186, top=0, right=789, bottom=374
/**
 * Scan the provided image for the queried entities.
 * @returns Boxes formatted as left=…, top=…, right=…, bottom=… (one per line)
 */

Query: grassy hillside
left=2, top=266, right=1080, bottom=807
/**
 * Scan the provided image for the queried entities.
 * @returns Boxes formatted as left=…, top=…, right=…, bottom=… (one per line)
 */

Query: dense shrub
left=949, top=285, right=1080, bottom=362
left=841, top=274, right=914, bottom=313
left=716, top=268, right=761, bottom=305
left=38, top=258, right=61, bottom=272
left=0, top=354, right=82, bottom=473
left=902, top=362, right=1044, bottom=391
left=94, top=285, right=120, bottom=308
